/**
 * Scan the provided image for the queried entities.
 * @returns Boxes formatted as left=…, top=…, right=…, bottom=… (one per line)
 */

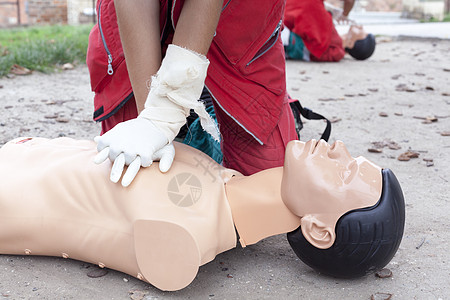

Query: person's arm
left=114, top=0, right=162, bottom=114
left=173, top=0, right=222, bottom=56
left=336, top=0, right=355, bottom=24
left=115, top=0, right=222, bottom=113
left=95, top=0, right=223, bottom=187
left=342, top=0, right=355, bottom=18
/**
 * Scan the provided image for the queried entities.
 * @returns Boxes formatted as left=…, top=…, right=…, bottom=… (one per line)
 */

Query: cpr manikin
left=0, top=138, right=405, bottom=291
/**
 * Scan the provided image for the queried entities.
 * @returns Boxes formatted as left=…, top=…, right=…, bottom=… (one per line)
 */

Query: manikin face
left=281, top=140, right=382, bottom=248
left=349, top=25, right=368, bottom=42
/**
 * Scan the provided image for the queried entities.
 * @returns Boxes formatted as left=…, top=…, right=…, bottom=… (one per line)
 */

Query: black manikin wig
left=287, top=169, right=405, bottom=278
left=346, top=33, right=376, bottom=60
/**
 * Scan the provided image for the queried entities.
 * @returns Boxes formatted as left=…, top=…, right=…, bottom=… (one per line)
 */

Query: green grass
left=444, top=13, right=450, bottom=22
left=0, top=24, right=92, bottom=77
left=420, top=13, right=450, bottom=23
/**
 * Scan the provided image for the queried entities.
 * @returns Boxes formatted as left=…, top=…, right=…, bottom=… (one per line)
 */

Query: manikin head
left=345, top=25, right=376, bottom=60
left=281, top=140, right=405, bottom=278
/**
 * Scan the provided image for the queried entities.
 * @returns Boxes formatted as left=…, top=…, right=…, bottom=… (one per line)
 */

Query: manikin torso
left=0, top=137, right=239, bottom=291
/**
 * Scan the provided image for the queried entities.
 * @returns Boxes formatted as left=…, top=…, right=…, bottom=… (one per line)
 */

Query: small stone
left=426, top=161, right=434, bottom=167
left=55, top=117, right=70, bottom=123
left=318, top=97, right=343, bottom=101
left=394, top=112, right=403, bottom=116
left=387, top=141, right=401, bottom=150
left=398, top=153, right=411, bottom=161
left=371, top=292, right=393, bottom=300
left=123, top=278, right=129, bottom=282
left=396, top=84, right=416, bottom=92
left=375, top=268, right=393, bottom=278
left=62, top=63, right=74, bottom=70
left=87, top=268, right=109, bottom=278
left=440, top=131, right=450, bottom=136
left=405, top=150, right=419, bottom=158
left=330, top=117, right=341, bottom=123
left=227, top=274, right=233, bottom=278
left=425, top=86, right=434, bottom=91
left=398, top=150, right=420, bottom=161
left=129, top=290, right=148, bottom=300
left=368, top=148, right=383, bottom=153
left=379, top=112, right=388, bottom=117
left=371, top=141, right=387, bottom=149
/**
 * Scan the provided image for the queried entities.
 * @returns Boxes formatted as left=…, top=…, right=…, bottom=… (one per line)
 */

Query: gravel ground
left=0, top=37, right=449, bottom=300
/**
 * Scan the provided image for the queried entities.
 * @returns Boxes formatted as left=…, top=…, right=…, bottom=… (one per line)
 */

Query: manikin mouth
left=310, top=140, right=320, bottom=154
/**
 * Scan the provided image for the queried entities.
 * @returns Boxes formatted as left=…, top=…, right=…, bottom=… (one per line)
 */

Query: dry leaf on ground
left=10, top=64, right=31, bottom=75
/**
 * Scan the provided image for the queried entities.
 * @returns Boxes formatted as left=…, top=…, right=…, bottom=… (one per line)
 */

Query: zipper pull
left=107, top=54, right=113, bottom=75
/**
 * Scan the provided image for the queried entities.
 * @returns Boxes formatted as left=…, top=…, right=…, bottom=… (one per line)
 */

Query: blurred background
left=0, top=0, right=449, bottom=28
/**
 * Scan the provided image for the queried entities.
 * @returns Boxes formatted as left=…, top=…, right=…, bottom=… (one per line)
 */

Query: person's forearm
left=342, top=0, right=355, bottom=17
left=115, top=0, right=162, bottom=113
left=173, top=0, right=223, bottom=56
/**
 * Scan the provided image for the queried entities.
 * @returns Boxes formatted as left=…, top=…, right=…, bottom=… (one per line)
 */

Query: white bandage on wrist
left=139, top=44, right=220, bottom=142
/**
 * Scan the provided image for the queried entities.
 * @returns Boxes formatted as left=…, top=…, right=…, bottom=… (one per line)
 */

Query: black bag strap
left=290, top=100, right=331, bottom=142
left=160, top=0, right=173, bottom=47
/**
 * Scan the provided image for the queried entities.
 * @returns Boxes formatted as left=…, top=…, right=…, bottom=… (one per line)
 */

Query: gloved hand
left=93, top=118, right=175, bottom=187
left=94, top=44, right=219, bottom=187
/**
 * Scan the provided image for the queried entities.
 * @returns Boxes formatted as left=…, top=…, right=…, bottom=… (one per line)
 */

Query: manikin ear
left=300, top=215, right=336, bottom=249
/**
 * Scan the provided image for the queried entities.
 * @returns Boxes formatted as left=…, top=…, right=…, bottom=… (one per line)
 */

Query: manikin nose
left=328, top=141, right=354, bottom=165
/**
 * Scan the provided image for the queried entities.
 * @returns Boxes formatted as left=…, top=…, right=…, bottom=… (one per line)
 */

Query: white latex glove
left=94, top=118, right=175, bottom=187
left=94, top=44, right=219, bottom=187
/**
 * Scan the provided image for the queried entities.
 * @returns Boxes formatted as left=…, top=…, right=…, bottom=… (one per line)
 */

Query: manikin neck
left=225, top=167, right=301, bottom=247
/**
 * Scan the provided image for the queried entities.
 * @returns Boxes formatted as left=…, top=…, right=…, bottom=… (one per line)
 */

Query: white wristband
left=139, top=44, right=220, bottom=142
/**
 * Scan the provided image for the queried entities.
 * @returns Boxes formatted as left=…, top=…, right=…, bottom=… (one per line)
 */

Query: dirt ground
left=0, top=37, right=449, bottom=300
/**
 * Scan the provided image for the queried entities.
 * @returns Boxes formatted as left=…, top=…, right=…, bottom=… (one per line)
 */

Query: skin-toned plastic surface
left=281, top=139, right=382, bottom=249
left=226, top=139, right=382, bottom=249
left=226, top=167, right=302, bottom=247
left=0, top=137, right=238, bottom=291
left=0, top=137, right=384, bottom=290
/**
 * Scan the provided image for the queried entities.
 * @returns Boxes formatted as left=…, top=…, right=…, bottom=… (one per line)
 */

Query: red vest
left=87, top=0, right=287, bottom=144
